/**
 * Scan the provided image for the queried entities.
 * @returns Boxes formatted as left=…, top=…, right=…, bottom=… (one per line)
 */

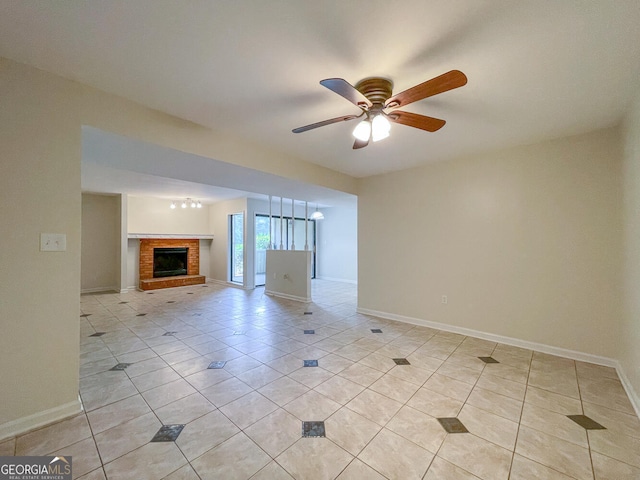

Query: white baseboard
left=265, top=290, right=311, bottom=303
left=207, top=278, right=251, bottom=290
left=615, top=362, right=640, bottom=418
left=316, top=276, right=358, bottom=285
left=356, top=307, right=618, bottom=368
left=80, top=286, right=119, bottom=294
left=0, top=397, right=83, bottom=442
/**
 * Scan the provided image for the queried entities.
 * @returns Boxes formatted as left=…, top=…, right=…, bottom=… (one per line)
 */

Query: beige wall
left=358, top=127, right=622, bottom=359
left=128, top=196, right=212, bottom=235
left=81, top=194, right=120, bottom=292
left=621, top=93, right=640, bottom=410
left=0, top=58, right=82, bottom=436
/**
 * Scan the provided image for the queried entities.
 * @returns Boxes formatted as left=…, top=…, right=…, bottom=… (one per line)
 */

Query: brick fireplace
left=139, top=238, right=205, bottom=290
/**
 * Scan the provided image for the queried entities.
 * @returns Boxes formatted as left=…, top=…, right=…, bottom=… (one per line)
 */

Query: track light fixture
left=171, top=198, right=203, bottom=209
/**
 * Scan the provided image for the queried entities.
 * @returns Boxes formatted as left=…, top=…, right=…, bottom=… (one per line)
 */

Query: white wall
left=128, top=195, right=212, bottom=235
left=265, top=250, right=312, bottom=302
left=81, top=193, right=120, bottom=292
left=358, top=127, right=622, bottom=360
left=621, top=92, right=640, bottom=411
left=208, top=197, right=247, bottom=284
left=316, top=205, right=357, bottom=283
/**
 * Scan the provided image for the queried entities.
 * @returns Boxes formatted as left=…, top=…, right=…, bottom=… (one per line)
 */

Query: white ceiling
left=2, top=1, right=640, bottom=185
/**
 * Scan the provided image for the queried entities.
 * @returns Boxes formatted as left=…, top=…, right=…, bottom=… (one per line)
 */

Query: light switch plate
left=40, top=233, right=66, bottom=252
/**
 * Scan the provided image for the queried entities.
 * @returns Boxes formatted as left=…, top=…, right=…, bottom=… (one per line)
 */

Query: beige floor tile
left=236, top=364, right=283, bottom=389
left=575, top=361, right=618, bottom=380
left=509, top=453, right=576, bottom=479
left=315, top=353, right=355, bottom=374
left=583, top=402, right=640, bottom=439
left=336, top=459, right=386, bottom=479
left=288, top=366, right=334, bottom=388
left=175, top=410, right=239, bottom=461
left=86, top=394, right=151, bottom=434
left=16, top=414, right=93, bottom=456
left=520, top=402, right=588, bottom=447
left=130, top=366, right=182, bottom=392
left=257, top=376, right=309, bottom=406
left=466, top=387, right=523, bottom=422
left=140, top=378, right=197, bottom=410
left=368, top=373, right=420, bottom=403
left=358, top=352, right=398, bottom=373
left=423, top=373, right=473, bottom=402
left=358, top=428, right=434, bottom=479
left=122, top=356, right=168, bottom=378
left=437, top=362, right=483, bottom=385
left=515, top=426, right=593, bottom=480
left=579, top=376, right=637, bottom=415
left=200, top=377, right=253, bottom=407
left=475, top=372, right=526, bottom=401
left=191, top=432, right=270, bottom=480
left=267, top=353, right=306, bottom=375
left=50, top=437, right=101, bottom=478
left=338, top=363, right=385, bottom=387
left=220, top=391, right=279, bottom=429
left=94, top=412, right=161, bottom=464
left=103, top=442, right=187, bottom=480
left=457, top=404, right=518, bottom=451
left=276, top=437, right=354, bottom=480
left=588, top=429, right=640, bottom=469
left=223, top=355, right=264, bottom=376
left=407, top=387, right=464, bottom=418
left=481, top=362, right=529, bottom=383
left=528, top=370, right=580, bottom=399
left=424, top=456, right=481, bottom=480
left=244, top=408, right=301, bottom=457
left=524, top=385, right=582, bottom=415
left=284, top=390, right=342, bottom=422
left=171, top=356, right=221, bottom=377
left=386, top=364, right=434, bottom=386
left=591, top=451, right=640, bottom=480
left=314, top=375, right=365, bottom=405
left=81, top=378, right=139, bottom=412
left=183, top=367, right=234, bottom=390
left=325, top=407, right=382, bottom=456
left=406, top=350, right=446, bottom=371
left=438, top=433, right=512, bottom=480
left=346, top=389, right=403, bottom=426
left=162, top=464, right=201, bottom=480
left=250, top=461, right=295, bottom=480
left=77, top=467, right=107, bottom=480
left=154, top=392, right=216, bottom=425
left=386, top=405, right=447, bottom=453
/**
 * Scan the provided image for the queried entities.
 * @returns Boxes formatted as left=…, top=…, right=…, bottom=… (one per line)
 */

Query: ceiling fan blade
left=386, top=70, right=467, bottom=109
left=292, top=114, right=359, bottom=133
left=387, top=111, right=446, bottom=132
left=320, top=78, right=372, bottom=108
left=353, top=136, right=369, bottom=149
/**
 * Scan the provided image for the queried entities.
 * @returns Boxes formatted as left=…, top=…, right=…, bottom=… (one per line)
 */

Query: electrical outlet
left=442, top=295, right=448, bottom=304
left=40, top=233, right=66, bottom=252
left=273, top=273, right=276, bottom=279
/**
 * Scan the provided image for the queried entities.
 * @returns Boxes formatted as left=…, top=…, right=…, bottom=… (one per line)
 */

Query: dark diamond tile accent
left=233, top=331, right=245, bottom=335
left=150, top=424, right=185, bottom=442
left=80, top=314, right=92, bottom=317
left=136, top=313, right=147, bottom=317
left=371, top=329, right=383, bottom=334
left=202, top=285, right=209, bottom=287
left=118, top=301, right=128, bottom=304
left=303, top=360, right=319, bottom=367
left=303, top=311, right=313, bottom=315
left=89, top=332, right=106, bottom=337
left=304, top=330, right=315, bottom=335
left=166, top=301, right=175, bottom=304
left=192, top=313, right=202, bottom=316
left=478, top=356, right=500, bottom=364
left=208, top=361, right=226, bottom=369
left=567, top=415, right=606, bottom=430
left=393, top=358, right=411, bottom=365
left=163, top=331, right=178, bottom=336
left=187, top=292, right=194, bottom=295
left=147, top=292, right=155, bottom=294
left=437, top=417, right=469, bottom=433
left=302, top=421, right=325, bottom=437
left=110, top=363, right=132, bottom=371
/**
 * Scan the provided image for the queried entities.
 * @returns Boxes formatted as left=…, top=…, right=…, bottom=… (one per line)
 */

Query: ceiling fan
left=292, top=70, right=467, bottom=149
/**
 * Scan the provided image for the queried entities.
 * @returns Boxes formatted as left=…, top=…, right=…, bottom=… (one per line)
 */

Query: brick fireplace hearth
left=139, top=238, right=205, bottom=290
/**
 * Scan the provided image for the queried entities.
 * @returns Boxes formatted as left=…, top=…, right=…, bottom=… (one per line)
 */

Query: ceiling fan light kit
left=293, top=70, right=467, bottom=149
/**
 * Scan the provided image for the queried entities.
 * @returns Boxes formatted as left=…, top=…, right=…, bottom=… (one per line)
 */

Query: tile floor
left=1, top=280, right=639, bottom=479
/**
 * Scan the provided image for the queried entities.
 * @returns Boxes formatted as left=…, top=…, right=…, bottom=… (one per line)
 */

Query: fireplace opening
left=153, top=247, right=188, bottom=277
